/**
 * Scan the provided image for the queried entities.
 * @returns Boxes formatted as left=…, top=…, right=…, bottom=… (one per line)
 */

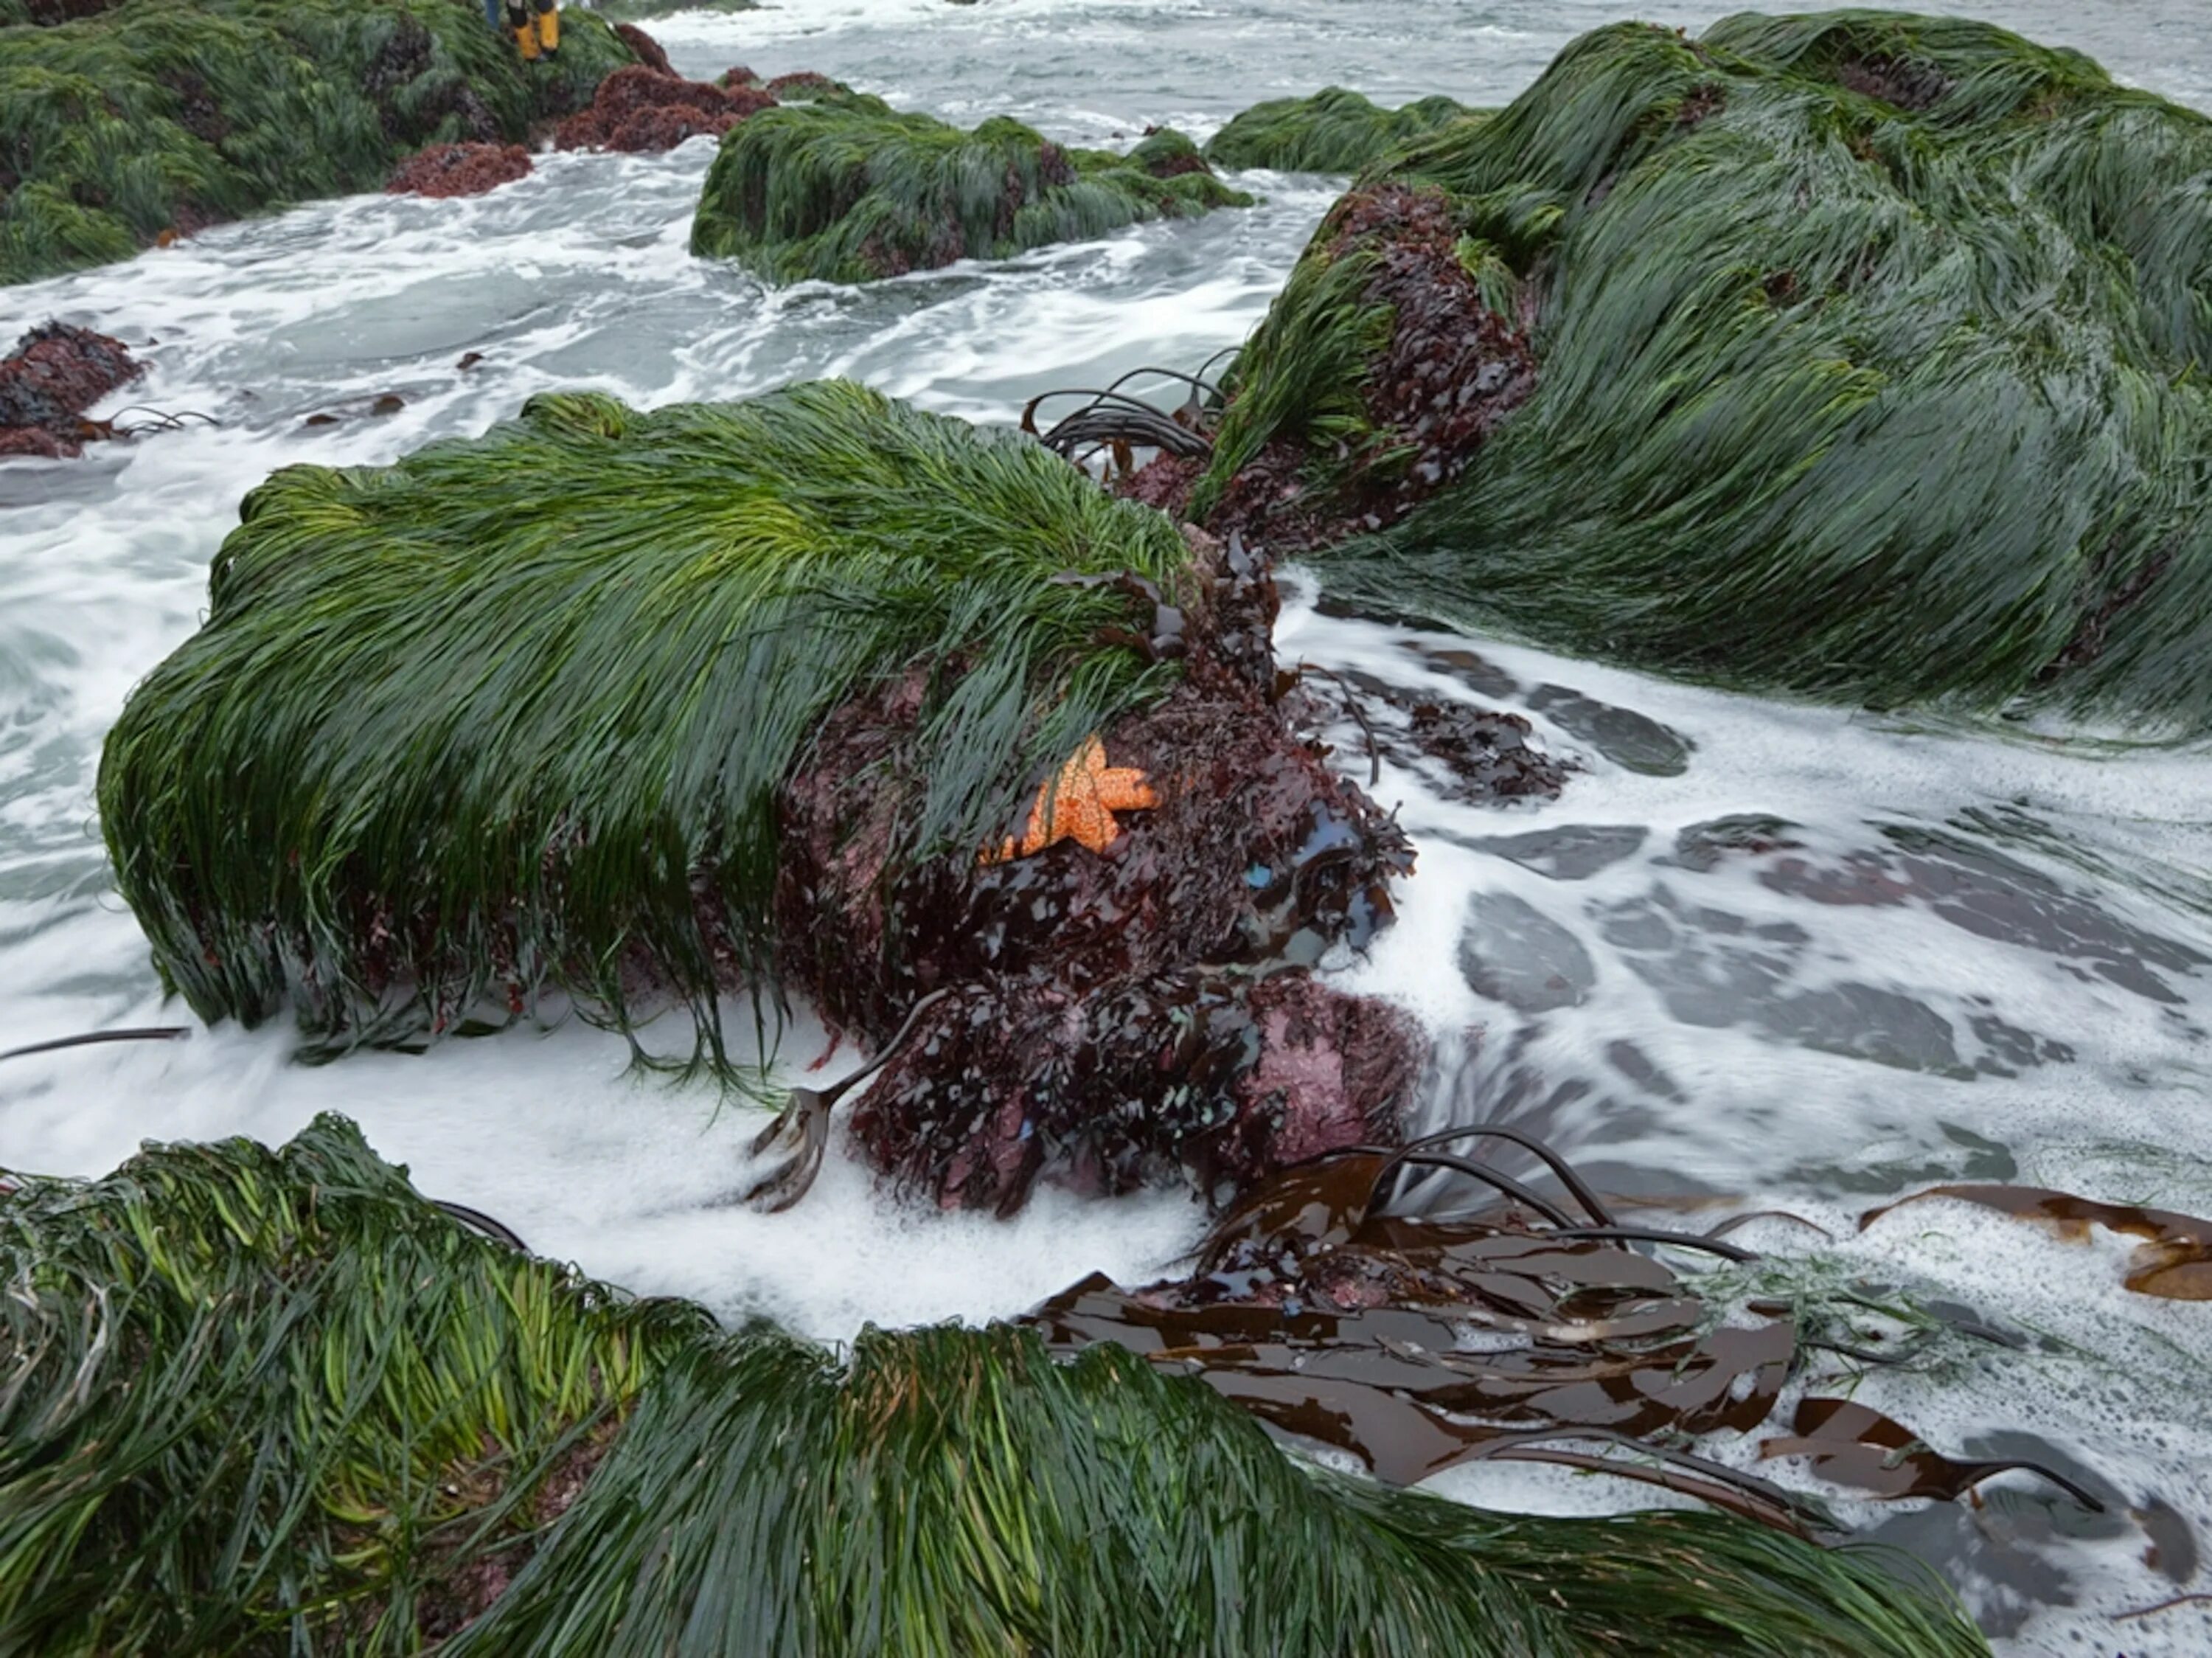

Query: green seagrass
left=0, top=1113, right=1990, bottom=1655
left=691, top=101, right=1253, bottom=283
left=1203, top=86, right=1484, bottom=173
left=96, top=380, right=1191, bottom=1064
left=0, top=0, right=634, bottom=285
left=1200, top=10, right=2212, bottom=729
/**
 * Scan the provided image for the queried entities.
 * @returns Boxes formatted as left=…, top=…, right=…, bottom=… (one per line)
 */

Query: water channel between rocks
left=4, top=0, right=2212, bottom=1650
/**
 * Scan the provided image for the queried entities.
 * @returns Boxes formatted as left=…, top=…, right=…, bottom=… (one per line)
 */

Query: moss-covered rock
left=0, top=1111, right=1989, bottom=1654
left=1194, top=10, right=2212, bottom=730
left=691, top=102, right=1254, bottom=282
left=1203, top=85, right=1481, bottom=173
left=0, top=0, right=636, bottom=285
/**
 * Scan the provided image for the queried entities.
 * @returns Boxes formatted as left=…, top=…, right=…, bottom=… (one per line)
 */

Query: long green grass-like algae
left=0, top=1111, right=1992, bottom=1654
left=692, top=100, right=1252, bottom=282
left=0, top=0, right=635, bottom=285
left=96, top=380, right=1190, bottom=1066
left=1195, top=10, right=2212, bottom=730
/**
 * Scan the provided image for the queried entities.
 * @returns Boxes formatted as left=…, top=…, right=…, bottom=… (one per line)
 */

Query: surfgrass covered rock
left=97, top=380, right=1440, bottom=1207
left=0, top=1111, right=1989, bottom=1655
left=1194, top=10, right=2212, bottom=729
left=0, top=0, right=636, bottom=285
left=98, top=381, right=1189, bottom=1061
left=690, top=101, right=1253, bottom=282
left=1203, top=85, right=1481, bottom=173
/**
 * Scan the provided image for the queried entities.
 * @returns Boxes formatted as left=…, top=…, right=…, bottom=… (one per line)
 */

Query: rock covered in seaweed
left=1192, top=10, right=2212, bottom=732
left=0, top=320, right=142, bottom=458
left=98, top=381, right=1432, bottom=1210
left=1203, top=86, right=1481, bottom=173
left=690, top=103, right=1254, bottom=283
left=0, top=1112, right=1990, bottom=1657
left=777, top=529, right=1423, bottom=1210
left=0, top=0, right=638, bottom=285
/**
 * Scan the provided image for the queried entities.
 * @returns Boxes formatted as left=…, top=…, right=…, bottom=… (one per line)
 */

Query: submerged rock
left=691, top=103, right=1254, bottom=282
left=0, top=0, right=638, bottom=285
left=1203, top=85, right=1481, bottom=173
left=1190, top=11, right=2212, bottom=730
left=0, top=321, right=142, bottom=458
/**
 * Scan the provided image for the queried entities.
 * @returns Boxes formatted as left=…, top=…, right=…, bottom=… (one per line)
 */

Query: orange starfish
left=981, top=735, right=1159, bottom=864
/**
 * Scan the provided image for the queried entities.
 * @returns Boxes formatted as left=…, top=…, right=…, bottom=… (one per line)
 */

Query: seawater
left=3, top=2, right=2211, bottom=1649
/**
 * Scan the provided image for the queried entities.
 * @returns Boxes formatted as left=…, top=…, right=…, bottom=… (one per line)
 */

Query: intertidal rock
left=1190, top=12, right=2212, bottom=730
left=1203, top=85, right=1480, bottom=173
left=0, top=321, right=142, bottom=458
left=98, top=382, right=1425, bottom=1212
left=385, top=140, right=533, bottom=198
left=552, top=59, right=776, bottom=153
left=0, top=0, right=639, bottom=285
left=778, top=530, right=1422, bottom=1210
left=691, top=103, right=1253, bottom=282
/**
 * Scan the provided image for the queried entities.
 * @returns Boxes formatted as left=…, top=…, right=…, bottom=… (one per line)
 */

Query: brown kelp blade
left=1761, top=1397, right=2105, bottom=1510
left=1863, top=1183, right=2212, bottom=1300
left=1030, top=1131, right=2126, bottom=1539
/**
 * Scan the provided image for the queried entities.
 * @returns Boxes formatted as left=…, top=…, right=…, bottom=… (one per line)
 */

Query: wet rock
left=1760, top=826, right=2209, bottom=1005
left=1593, top=884, right=1978, bottom=1077
left=1663, top=814, right=1804, bottom=871
left=1402, top=640, right=1517, bottom=698
left=0, top=323, right=144, bottom=460
left=386, top=142, right=534, bottom=199
left=1524, top=684, right=1691, bottom=776
left=1199, top=182, right=1535, bottom=555
left=611, top=21, right=674, bottom=76
left=1461, top=823, right=1647, bottom=881
left=778, top=534, right=1424, bottom=1211
left=1457, top=891, right=1596, bottom=1013
left=1321, top=670, right=1566, bottom=805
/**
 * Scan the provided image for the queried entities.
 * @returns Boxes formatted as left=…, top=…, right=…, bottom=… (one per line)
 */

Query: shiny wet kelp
left=1203, top=86, right=1481, bottom=173
left=690, top=101, right=1253, bottom=282
left=0, top=0, right=634, bottom=284
left=1197, top=10, right=2212, bottom=729
left=96, top=381, right=1189, bottom=1064
left=0, top=1113, right=1989, bottom=1655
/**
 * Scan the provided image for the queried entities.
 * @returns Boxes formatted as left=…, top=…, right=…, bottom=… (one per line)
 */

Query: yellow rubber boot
left=513, top=20, right=538, bottom=58
left=533, top=2, right=559, bottom=58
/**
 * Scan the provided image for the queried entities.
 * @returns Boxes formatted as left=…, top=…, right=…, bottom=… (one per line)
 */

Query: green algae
left=1203, top=85, right=1484, bottom=173
left=1197, top=10, right=2212, bottom=731
left=0, top=1111, right=1990, bottom=1655
left=691, top=102, right=1253, bottom=283
left=95, top=380, right=1191, bottom=1064
left=0, top=0, right=635, bottom=285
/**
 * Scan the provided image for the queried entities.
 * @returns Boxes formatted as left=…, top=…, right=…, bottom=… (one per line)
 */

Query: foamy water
left=4, top=1, right=2211, bottom=1649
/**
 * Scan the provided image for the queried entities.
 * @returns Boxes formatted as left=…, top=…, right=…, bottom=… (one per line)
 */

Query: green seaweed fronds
left=0, top=0, right=634, bottom=285
left=1203, top=10, right=2212, bottom=729
left=96, top=381, right=1190, bottom=1065
left=691, top=103, right=1253, bottom=283
left=0, top=1113, right=1991, bottom=1655
left=1203, top=85, right=1485, bottom=173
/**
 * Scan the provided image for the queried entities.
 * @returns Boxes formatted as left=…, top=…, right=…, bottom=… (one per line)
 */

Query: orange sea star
left=981, top=735, right=1159, bottom=864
